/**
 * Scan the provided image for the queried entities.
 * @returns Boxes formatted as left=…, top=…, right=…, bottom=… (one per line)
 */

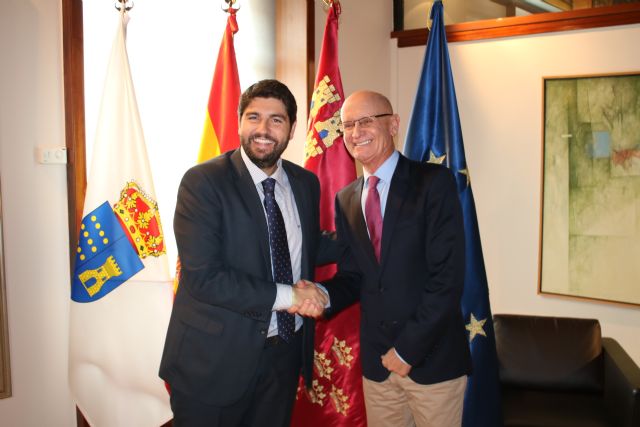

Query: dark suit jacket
left=159, top=149, right=330, bottom=406
left=324, top=154, right=472, bottom=385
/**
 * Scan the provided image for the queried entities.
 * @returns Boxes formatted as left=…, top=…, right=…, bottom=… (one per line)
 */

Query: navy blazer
left=324, top=154, right=472, bottom=385
left=159, top=149, right=329, bottom=405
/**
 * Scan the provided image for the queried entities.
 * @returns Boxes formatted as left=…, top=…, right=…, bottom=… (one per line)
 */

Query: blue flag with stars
left=403, top=1, right=502, bottom=426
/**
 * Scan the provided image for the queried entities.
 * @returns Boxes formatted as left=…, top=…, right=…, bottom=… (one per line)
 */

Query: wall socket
left=36, top=146, right=67, bottom=164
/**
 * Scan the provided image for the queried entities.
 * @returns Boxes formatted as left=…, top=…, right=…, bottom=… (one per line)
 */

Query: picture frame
left=0, top=177, right=11, bottom=398
left=539, top=72, right=640, bottom=307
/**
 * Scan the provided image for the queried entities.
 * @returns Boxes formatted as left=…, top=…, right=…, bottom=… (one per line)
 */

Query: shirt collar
left=240, top=146, right=286, bottom=187
left=363, top=150, right=399, bottom=186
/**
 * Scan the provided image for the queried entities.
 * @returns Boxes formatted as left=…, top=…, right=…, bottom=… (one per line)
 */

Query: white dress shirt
left=240, top=147, right=303, bottom=336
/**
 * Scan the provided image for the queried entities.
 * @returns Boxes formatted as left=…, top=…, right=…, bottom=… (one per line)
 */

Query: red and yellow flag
left=198, top=9, right=241, bottom=163
left=292, top=2, right=365, bottom=426
left=174, top=9, right=241, bottom=292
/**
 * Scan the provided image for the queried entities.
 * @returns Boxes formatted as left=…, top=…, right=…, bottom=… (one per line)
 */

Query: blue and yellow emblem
left=71, top=201, right=144, bottom=302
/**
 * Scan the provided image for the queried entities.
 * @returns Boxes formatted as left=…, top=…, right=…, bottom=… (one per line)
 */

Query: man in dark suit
left=159, top=80, right=330, bottom=427
left=308, top=90, right=472, bottom=426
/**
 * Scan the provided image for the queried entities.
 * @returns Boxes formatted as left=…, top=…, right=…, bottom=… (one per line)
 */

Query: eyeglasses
left=340, top=113, right=393, bottom=134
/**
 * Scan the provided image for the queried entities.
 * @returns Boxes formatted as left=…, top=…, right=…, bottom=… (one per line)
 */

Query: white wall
left=330, top=1, right=392, bottom=99
left=0, top=0, right=76, bottom=425
left=389, top=25, right=640, bottom=364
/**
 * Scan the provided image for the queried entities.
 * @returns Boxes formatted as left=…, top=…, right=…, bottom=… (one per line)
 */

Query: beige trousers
left=362, top=374, right=467, bottom=427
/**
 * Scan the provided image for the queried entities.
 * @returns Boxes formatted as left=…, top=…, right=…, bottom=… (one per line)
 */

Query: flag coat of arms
left=403, top=1, right=502, bottom=426
left=292, top=2, right=365, bottom=426
left=69, top=11, right=173, bottom=427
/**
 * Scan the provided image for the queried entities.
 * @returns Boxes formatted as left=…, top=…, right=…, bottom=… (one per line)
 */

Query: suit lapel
left=380, top=155, right=411, bottom=271
left=229, top=149, right=272, bottom=273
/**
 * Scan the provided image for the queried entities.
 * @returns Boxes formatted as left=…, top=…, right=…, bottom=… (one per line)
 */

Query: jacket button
left=379, top=287, right=386, bottom=293
left=260, top=329, right=267, bottom=335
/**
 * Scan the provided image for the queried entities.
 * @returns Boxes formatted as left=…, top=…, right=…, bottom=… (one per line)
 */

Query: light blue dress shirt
left=361, top=150, right=400, bottom=223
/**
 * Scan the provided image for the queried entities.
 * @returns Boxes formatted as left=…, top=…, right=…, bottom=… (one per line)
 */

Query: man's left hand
left=381, top=348, right=411, bottom=377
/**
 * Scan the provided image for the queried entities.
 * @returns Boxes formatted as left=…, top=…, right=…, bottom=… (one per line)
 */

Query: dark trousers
left=169, top=331, right=302, bottom=427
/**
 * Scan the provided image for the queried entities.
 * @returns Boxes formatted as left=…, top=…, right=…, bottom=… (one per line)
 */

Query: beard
left=241, top=133, right=289, bottom=170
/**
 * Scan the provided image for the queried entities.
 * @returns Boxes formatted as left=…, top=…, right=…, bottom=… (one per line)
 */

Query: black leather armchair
left=493, top=314, right=640, bottom=427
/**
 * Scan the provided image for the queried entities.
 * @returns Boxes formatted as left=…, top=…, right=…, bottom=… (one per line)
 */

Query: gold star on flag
left=466, top=313, right=487, bottom=342
left=427, top=150, right=446, bottom=164
left=459, top=168, right=470, bottom=187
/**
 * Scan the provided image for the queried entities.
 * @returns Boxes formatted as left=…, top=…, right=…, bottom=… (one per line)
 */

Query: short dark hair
left=238, top=79, right=297, bottom=125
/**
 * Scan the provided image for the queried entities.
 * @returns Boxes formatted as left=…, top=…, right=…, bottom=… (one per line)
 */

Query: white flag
left=69, top=10, right=173, bottom=427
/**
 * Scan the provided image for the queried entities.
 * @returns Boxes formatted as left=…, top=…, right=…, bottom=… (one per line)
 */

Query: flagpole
left=222, top=0, right=240, bottom=12
left=114, top=0, right=133, bottom=12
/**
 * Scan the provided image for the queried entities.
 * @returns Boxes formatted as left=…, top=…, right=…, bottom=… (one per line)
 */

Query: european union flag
left=71, top=201, right=144, bottom=303
left=403, top=1, right=503, bottom=426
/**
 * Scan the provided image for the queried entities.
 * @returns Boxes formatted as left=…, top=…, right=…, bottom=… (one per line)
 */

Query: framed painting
left=539, top=72, right=640, bottom=307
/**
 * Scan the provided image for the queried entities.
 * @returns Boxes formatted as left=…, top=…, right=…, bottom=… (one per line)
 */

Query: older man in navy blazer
left=308, top=91, right=472, bottom=427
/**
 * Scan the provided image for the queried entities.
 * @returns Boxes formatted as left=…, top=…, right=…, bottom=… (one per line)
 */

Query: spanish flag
left=175, top=8, right=241, bottom=292
left=197, top=8, right=241, bottom=163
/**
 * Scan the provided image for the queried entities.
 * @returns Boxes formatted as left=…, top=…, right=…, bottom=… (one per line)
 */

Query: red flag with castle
left=291, top=1, right=365, bottom=426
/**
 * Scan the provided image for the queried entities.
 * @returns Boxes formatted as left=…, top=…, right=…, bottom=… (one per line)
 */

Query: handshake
left=287, top=279, right=328, bottom=319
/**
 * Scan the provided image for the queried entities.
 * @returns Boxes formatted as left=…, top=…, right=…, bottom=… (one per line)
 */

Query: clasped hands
left=287, top=279, right=327, bottom=318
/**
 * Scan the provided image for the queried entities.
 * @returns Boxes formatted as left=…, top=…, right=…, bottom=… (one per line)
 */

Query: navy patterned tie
left=262, top=178, right=295, bottom=342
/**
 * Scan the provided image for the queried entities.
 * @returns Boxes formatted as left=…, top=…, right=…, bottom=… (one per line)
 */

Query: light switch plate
left=36, top=146, right=67, bottom=164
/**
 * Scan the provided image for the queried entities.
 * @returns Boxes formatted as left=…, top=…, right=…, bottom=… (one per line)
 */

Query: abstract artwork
left=540, top=73, right=640, bottom=306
